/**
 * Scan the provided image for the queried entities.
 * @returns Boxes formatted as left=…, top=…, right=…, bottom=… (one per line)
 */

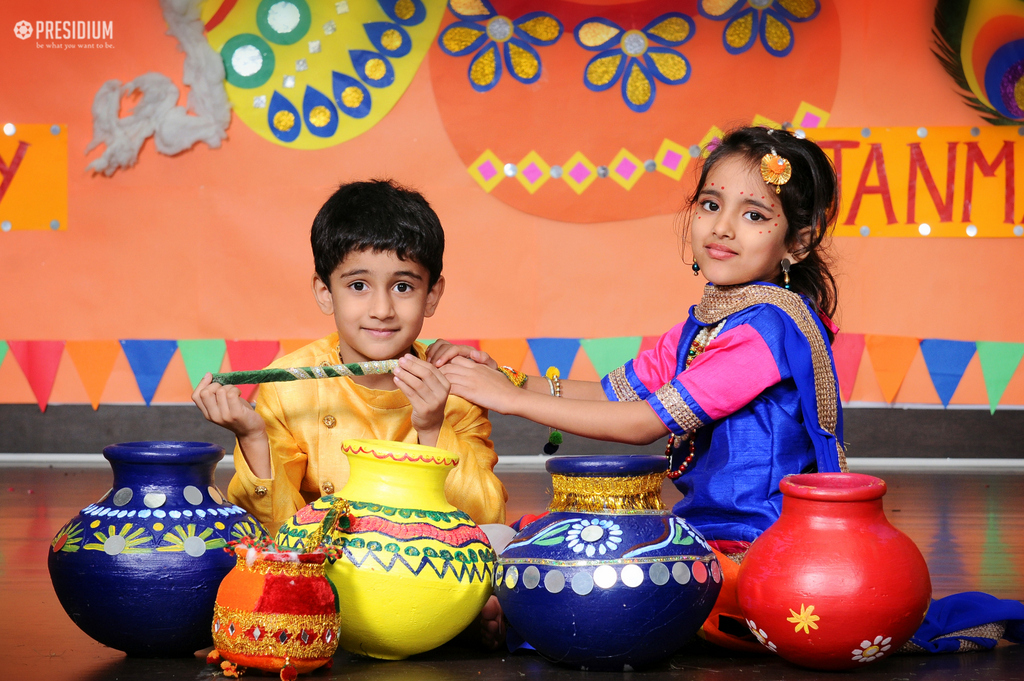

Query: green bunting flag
left=976, top=341, right=1024, bottom=414
left=178, top=339, right=227, bottom=390
left=580, top=337, right=642, bottom=378
left=0, top=340, right=7, bottom=369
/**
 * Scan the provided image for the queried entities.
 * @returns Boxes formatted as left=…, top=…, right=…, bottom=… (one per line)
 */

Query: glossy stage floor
left=3, top=461, right=1023, bottom=680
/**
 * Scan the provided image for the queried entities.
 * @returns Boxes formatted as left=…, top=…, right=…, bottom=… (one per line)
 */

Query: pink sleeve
left=677, top=324, right=781, bottom=421
left=632, top=323, right=685, bottom=394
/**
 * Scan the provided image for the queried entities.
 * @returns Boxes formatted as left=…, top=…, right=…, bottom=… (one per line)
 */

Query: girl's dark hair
left=311, top=179, right=444, bottom=289
left=684, top=126, right=840, bottom=329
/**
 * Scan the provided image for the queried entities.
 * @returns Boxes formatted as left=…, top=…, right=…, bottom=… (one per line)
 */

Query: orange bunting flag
left=832, top=333, right=865, bottom=403
left=65, top=340, right=122, bottom=410
left=8, top=340, right=65, bottom=412
left=865, top=335, right=921, bottom=403
left=279, top=339, right=316, bottom=356
left=478, top=339, right=531, bottom=372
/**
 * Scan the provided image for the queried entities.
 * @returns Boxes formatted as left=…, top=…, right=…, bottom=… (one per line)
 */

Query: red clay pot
left=736, top=473, right=931, bottom=670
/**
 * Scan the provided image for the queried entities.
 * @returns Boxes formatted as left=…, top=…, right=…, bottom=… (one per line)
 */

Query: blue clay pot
left=495, top=455, right=722, bottom=671
left=47, top=441, right=267, bottom=657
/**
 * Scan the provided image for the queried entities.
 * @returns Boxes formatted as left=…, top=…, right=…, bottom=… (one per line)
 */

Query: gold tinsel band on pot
left=212, top=604, right=340, bottom=659
left=549, top=471, right=667, bottom=513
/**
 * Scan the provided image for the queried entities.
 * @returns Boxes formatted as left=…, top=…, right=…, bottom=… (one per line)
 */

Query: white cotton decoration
left=85, top=0, right=231, bottom=176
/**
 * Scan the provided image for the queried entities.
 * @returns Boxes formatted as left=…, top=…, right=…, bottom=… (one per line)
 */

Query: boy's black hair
left=311, top=179, right=444, bottom=288
left=684, top=126, right=840, bottom=332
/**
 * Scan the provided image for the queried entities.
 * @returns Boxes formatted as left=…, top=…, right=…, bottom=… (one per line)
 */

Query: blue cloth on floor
left=909, top=592, right=1024, bottom=653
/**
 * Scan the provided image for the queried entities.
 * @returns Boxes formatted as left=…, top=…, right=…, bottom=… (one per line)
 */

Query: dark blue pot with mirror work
left=494, top=455, right=722, bottom=671
left=47, top=441, right=267, bottom=657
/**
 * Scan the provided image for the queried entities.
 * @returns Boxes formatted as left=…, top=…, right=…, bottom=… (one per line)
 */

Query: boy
left=193, top=179, right=507, bottom=535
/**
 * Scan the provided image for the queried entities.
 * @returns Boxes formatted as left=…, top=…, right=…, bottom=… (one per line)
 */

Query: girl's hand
left=394, top=354, right=450, bottom=447
left=192, top=373, right=267, bottom=440
left=427, top=339, right=498, bottom=369
left=438, top=356, right=521, bottom=414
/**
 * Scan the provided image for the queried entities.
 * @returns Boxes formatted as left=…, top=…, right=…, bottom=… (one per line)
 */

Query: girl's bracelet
left=498, top=366, right=528, bottom=387
left=544, top=367, right=563, bottom=455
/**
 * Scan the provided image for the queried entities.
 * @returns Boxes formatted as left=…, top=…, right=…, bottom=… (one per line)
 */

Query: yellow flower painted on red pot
left=787, top=602, right=820, bottom=634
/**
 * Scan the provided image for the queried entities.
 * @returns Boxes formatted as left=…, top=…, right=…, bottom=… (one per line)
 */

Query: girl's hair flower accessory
left=760, top=148, right=792, bottom=193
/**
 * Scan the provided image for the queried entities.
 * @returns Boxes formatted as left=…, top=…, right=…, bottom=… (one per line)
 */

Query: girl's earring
left=781, top=258, right=791, bottom=289
left=692, top=262, right=700, bottom=276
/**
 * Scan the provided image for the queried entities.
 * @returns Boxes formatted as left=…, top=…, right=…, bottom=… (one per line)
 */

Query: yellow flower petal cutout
left=779, top=0, right=818, bottom=20
left=508, top=43, right=540, bottom=81
left=649, top=51, right=688, bottom=81
left=725, top=13, right=755, bottom=49
left=443, top=25, right=485, bottom=52
left=646, top=16, right=692, bottom=43
left=577, top=21, right=621, bottom=48
left=701, top=0, right=742, bottom=18
left=450, top=0, right=491, bottom=17
left=587, top=53, right=623, bottom=87
left=517, top=16, right=561, bottom=43
left=764, top=14, right=793, bottom=53
left=204, top=0, right=445, bottom=150
left=470, top=44, right=500, bottom=89
left=625, top=62, right=652, bottom=108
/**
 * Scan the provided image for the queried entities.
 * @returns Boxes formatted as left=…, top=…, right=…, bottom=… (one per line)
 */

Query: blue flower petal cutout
left=447, top=0, right=495, bottom=22
left=350, top=49, right=396, bottom=88
left=773, top=0, right=820, bottom=22
left=468, top=41, right=502, bottom=92
left=379, top=0, right=427, bottom=26
left=513, top=11, right=563, bottom=47
left=697, top=0, right=744, bottom=21
left=583, top=48, right=626, bottom=91
left=438, top=20, right=489, bottom=56
left=643, top=12, right=696, bottom=47
left=620, top=58, right=656, bottom=113
left=268, top=91, right=301, bottom=142
left=643, top=47, right=691, bottom=85
left=332, top=71, right=372, bottom=119
left=364, top=21, right=412, bottom=58
left=722, top=7, right=757, bottom=55
left=504, top=39, right=542, bottom=84
left=302, top=85, right=338, bottom=138
left=574, top=17, right=624, bottom=51
left=760, top=9, right=794, bottom=57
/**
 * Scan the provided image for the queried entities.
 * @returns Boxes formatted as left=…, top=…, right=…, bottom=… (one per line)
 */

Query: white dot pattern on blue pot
left=672, top=562, right=691, bottom=584
left=505, top=566, right=519, bottom=589
left=183, top=485, right=204, bottom=505
left=571, top=571, right=594, bottom=596
left=544, top=570, right=565, bottom=593
left=523, top=565, right=541, bottom=589
left=593, top=564, right=617, bottom=589
left=621, top=563, right=644, bottom=587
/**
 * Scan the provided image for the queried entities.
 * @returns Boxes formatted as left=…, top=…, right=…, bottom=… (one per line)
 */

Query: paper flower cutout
left=698, top=0, right=819, bottom=57
left=438, top=0, right=563, bottom=92
left=574, top=13, right=695, bottom=113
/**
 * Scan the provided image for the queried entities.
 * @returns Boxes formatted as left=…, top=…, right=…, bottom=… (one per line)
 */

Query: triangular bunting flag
left=66, top=340, right=122, bottom=410
left=976, top=341, right=1024, bottom=414
left=919, top=339, right=976, bottom=408
left=120, top=340, right=179, bottom=406
left=832, top=333, right=865, bottom=403
left=226, top=340, right=281, bottom=401
left=580, top=337, right=642, bottom=378
left=479, top=339, right=530, bottom=371
left=8, top=340, right=65, bottom=412
left=279, top=339, right=316, bottom=356
left=0, top=340, right=7, bottom=368
left=178, top=339, right=228, bottom=390
left=865, top=335, right=920, bottom=403
left=527, top=338, right=581, bottom=379
left=638, top=336, right=661, bottom=355
left=445, top=339, right=480, bottom=351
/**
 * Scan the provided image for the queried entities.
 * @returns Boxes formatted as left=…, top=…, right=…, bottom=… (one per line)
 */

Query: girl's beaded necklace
left=665, top=320, right=726, bottom=480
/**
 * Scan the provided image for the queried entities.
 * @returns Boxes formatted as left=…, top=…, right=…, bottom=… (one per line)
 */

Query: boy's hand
left=394, top=354, right=450, bottom=447
left=427, top=339, right=498, bottom=369
left=192, top=373, right=267, bottom=440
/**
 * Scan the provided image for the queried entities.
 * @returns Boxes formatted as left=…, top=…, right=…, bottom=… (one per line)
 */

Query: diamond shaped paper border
left=562, top=152, right=598, bottom=195
left=608, top=148, right=645, bottom=190
left=516, top=151, right=551, bottom=194
left=752, top=114, right=782, bottom=130
left=655, top=138, right=690, bottom=181
left=793, top=101, right=830, bottom=129
left=697, top=126, right=726, bottom=158
left=468, top=149, right=504, bottom=193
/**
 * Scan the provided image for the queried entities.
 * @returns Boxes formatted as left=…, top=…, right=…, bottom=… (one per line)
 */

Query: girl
left=426, top=125, right=846, bottom=651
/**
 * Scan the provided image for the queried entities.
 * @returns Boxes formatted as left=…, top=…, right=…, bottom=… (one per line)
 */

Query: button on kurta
left=322, top=481, right=335, bottom=495
left=323, top=415, right=337, bottom=428
left=254, top=485, right=268, bottom=497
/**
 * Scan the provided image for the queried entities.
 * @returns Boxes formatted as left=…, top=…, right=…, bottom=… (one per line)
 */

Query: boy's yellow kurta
left=227, top=335, right=507, bottom=534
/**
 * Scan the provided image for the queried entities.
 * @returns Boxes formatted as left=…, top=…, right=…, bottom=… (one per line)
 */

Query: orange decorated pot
left=736, top=473, right=931, bottom=670
left=212, top=547, right=340, bottom=674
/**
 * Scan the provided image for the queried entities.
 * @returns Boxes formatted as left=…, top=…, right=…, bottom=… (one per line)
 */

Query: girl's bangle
left=498, top=366, right=527, bottom=388
left=544, top=367, right=563, bottom=455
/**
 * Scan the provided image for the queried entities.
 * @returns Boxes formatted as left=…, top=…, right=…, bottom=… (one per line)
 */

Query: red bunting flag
left=8, top=340, right=65, bottom=412
left=225, top=340, right=281, bottom=401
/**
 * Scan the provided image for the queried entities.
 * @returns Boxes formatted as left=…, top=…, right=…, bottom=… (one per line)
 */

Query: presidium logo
left=13, top=19, right=114, bottom=45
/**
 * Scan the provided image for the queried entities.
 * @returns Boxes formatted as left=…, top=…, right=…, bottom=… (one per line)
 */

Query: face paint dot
left=759, top=231, right=762, bottom=234
left=774, top=223, right=777, bottom=226
left=761, top=196, right=765, bottom=199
